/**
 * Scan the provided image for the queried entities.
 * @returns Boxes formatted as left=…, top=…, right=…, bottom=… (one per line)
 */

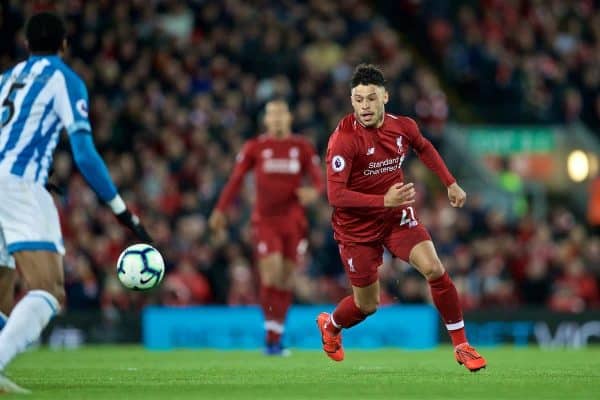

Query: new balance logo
left=348, top=258, right=356, bottom=273
left=366, top=147, right=375, bottom=155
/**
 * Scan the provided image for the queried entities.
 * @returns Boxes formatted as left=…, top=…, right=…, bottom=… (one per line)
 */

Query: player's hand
left=116, top=209, right=154, bottom=243
left=296, top=187, right=319, bottom=205
left=447, top=182, right=467, bottom=208
left=208, top=210, right=228, bottom=246
left=383, top=182, right=416, bottom=208
left=208, top=210, right=227, bottom=232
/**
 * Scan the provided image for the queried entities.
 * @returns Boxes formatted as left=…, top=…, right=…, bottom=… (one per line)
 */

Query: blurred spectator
left=160, top=258, right=212, bottom=306
left=227, top=260, right=258, bottom=305
left=407, top=0, right=600, bottom=131
left=550, top=258, right=599, bottom=311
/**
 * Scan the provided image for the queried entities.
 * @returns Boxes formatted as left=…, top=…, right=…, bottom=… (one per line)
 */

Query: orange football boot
left=316, top=312, right=344, bottom=362
left=455, top=343, right=487, bottom=372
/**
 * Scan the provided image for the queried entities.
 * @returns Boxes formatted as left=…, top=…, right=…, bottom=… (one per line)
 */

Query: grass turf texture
left=4, top=346, right=599, bottom=399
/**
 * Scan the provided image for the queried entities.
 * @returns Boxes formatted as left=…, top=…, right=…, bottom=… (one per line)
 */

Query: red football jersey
left=326, top=113, right=455, bottom=243
left=216, top=134, right=324, bottom=221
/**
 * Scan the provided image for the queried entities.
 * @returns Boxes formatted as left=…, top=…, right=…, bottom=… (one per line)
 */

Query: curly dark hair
left=350, top=64, right=386, bottom=88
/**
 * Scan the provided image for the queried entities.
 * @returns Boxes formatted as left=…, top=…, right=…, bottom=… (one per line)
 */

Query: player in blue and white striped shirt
left=0, top=12, right=152, bottom=393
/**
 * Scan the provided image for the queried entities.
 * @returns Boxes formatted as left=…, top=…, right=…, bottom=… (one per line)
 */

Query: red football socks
left=260, top=286, right=294, bottom=344
left=279, top=289, right=293, bottom=318
left=260, top=285, right=277, bottom=321
left=428, top=272, right=468, bottom=347
left=328, top=296, right=368, bottom=334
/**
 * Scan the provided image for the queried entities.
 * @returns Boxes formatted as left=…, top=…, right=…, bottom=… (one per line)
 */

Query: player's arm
left=53, top=72, right=152, bottom=242
left=326, top=131, right=415, bottom=208
left=208, top=141, right=255, bottom=231
left=406, top=118, right=466, bottom=207
left=296, top=141, right=324, bottom=206
left=328, top=180, right=415, bottom=208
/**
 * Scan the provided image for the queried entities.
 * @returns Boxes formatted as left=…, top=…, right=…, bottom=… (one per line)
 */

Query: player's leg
left=280, top=259, right=295, bottom=290
left=385, top=221, right=486, bottom=371
left=0, top=230, right=17, bottom=330
left=329, top=279, right=380, bottom=327
left=407, top=240, right=465, bottom=339
left=0, top=251, right=61, bottom=394
left=0, top=225, right=29, bottom=393
left=257, top=252, right=287, bottom=351
left=277, top=258, right=295, bottom=336
left=272, top=226, right=310, bottom=353
left=281, top=231, right=308, bottom=292
left=0, top=180, right=64, bottom=392
left=317, top=242, right=383, bottom=361
left=254, top=221, right=293, bottom=353
left=0, top=268, right=16, bottom=329
left=408, top=240, right=486, bottom=371
left=0, top=251, right=63, bottom=370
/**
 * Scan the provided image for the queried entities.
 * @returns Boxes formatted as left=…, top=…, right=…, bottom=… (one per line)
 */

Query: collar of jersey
left=29, top=54, right=61, bottom=61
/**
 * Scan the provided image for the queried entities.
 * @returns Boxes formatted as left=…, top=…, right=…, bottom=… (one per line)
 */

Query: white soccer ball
left=116, top=244, right=165, bottom=290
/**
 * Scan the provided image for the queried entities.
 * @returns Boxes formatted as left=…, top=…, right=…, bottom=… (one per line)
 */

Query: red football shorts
left=338, top=222, right=431, bottom=287
left=252, top=216, right=308, bottom=262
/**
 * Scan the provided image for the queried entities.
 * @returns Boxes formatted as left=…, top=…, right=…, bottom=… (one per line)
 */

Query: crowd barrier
left=142, top=305, right=439, bottom=350
left=42, top=307, right=600, bottom=349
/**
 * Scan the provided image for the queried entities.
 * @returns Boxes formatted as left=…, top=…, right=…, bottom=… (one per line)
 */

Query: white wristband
left=108, top=194, right=127, bottom=214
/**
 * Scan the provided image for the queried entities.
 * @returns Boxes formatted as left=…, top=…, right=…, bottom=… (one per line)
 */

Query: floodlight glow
left=567, top=150, right=589, bottom=182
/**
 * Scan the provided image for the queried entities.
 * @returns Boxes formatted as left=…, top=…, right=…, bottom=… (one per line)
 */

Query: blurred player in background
left=209, top=99, right=324, bottom=355
left=317, top=64, right=487, bottom=372
left=0, top=12, right=152, bottom=392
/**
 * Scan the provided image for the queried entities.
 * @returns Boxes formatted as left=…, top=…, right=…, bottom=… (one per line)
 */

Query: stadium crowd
left=1, top=0, right=598, bottom=316
left=407, top=0, right=600, bottom=129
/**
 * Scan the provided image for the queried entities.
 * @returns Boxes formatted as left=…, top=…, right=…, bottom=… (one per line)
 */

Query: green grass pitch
left=4, top=345, right=600, bottom=399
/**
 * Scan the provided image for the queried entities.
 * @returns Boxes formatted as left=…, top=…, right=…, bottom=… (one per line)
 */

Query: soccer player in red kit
left=209, top=99, right=324, bottom=355
left=317, top=64, right=486, bottom=371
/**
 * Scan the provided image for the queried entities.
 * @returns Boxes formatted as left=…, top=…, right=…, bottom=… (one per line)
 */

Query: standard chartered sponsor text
left=363, top=156, right=404, bottom=176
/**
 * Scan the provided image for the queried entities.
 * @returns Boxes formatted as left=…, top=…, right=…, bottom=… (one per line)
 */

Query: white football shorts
left=0, top=177, right=65, bottom=269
